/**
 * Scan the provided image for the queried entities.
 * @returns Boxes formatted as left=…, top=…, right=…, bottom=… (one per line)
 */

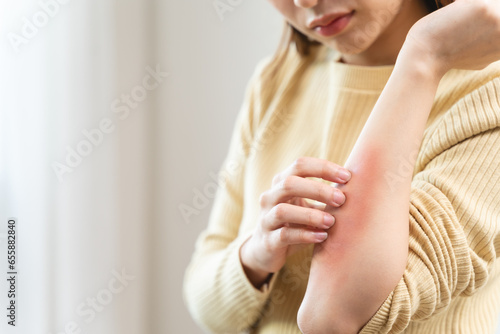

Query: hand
left=239, top=157, right=351, bottom=288
left=402, top=0, right=500, bottom=77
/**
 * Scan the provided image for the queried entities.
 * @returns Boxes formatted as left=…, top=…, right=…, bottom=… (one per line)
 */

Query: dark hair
left=261, top=0, right=454, bottom=81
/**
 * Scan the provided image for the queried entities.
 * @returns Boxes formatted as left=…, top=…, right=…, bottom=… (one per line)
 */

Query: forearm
left=298, top=46, right=444, bottom=333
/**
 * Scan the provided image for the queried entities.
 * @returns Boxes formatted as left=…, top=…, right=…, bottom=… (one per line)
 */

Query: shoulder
left=248, top=42, right=329, bottom=97
left=243, top=43, right=328, bottom=134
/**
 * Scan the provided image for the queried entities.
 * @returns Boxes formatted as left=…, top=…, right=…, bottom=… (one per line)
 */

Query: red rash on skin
left=314, top=145, right=393, bottom=267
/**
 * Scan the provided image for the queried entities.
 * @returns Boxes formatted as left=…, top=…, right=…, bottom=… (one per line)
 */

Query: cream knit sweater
left=184, top=44, right=500, bottom=333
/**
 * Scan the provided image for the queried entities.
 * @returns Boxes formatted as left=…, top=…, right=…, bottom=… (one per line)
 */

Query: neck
left=340, top=1, right=430, bottom=66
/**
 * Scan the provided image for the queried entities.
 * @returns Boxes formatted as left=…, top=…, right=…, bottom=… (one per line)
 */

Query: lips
left=308, top=11, right=353, bottom=30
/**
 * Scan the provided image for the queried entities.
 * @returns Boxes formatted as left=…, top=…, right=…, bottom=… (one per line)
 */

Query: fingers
left=252, top=157, right=349, bottom=258
left=301, top=198, right=327, bottom=211
left=261, top=175, right=346, bottom=209
left=270, top=226, right=328, bottom=248
left=263, top=202, right=335, bottom=231
left=272, top=157, right=351, bottom=186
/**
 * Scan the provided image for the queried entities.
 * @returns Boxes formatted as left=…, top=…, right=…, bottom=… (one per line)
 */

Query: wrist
left=239, top=237, right=273, bottom=289
left=397, top=39, right=448, bottom=83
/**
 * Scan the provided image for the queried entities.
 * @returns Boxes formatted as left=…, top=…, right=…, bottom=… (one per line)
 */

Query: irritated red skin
left=299, top=145, right=410, bottom=333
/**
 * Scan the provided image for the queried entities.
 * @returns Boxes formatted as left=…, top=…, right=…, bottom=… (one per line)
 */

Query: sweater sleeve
left=359, top=78, right=500, bottom=333
left=183, top=56, right=279, bottom=333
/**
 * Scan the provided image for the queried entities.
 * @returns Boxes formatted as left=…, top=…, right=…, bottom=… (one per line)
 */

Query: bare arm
left=297, top=43, right=442, bottom=334
left=298, top=1, right=500, bottom=332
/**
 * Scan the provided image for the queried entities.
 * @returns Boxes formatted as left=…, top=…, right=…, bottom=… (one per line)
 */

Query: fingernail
left=339, top=170, right=351, bottom=182
left=333, top=191, right=346, bottom=206
left=313, top=232, right=328, bottom=242
left=323, top=214, right=335, bottom=228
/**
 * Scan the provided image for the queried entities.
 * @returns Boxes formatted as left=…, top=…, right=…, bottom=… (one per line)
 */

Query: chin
left=322, top=28, right=381, bottom=59
left=324, top=39, right=371, bottom=56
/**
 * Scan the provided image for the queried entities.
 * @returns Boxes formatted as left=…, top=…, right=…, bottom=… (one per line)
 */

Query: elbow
left=297, top=298, right=360, bottom=334
left=183, top=282, right=218, bottom=333
left=297, top=293, right=328, bottom=334
left=182, top=274, right=200, bottom=325
left=183, top=265, right=236, bottom=334
left=182, top=269, right=213, bottom=333
left=297, top=304, right=320, bottom=334
left=297, top=304, right=323, bottom=334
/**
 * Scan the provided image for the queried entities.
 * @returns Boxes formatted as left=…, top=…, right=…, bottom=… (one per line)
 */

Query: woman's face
left=267, top=0, right=431, bottom=65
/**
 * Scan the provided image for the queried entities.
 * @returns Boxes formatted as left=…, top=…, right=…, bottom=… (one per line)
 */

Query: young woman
left=184, top=0, right=500, bottom=333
